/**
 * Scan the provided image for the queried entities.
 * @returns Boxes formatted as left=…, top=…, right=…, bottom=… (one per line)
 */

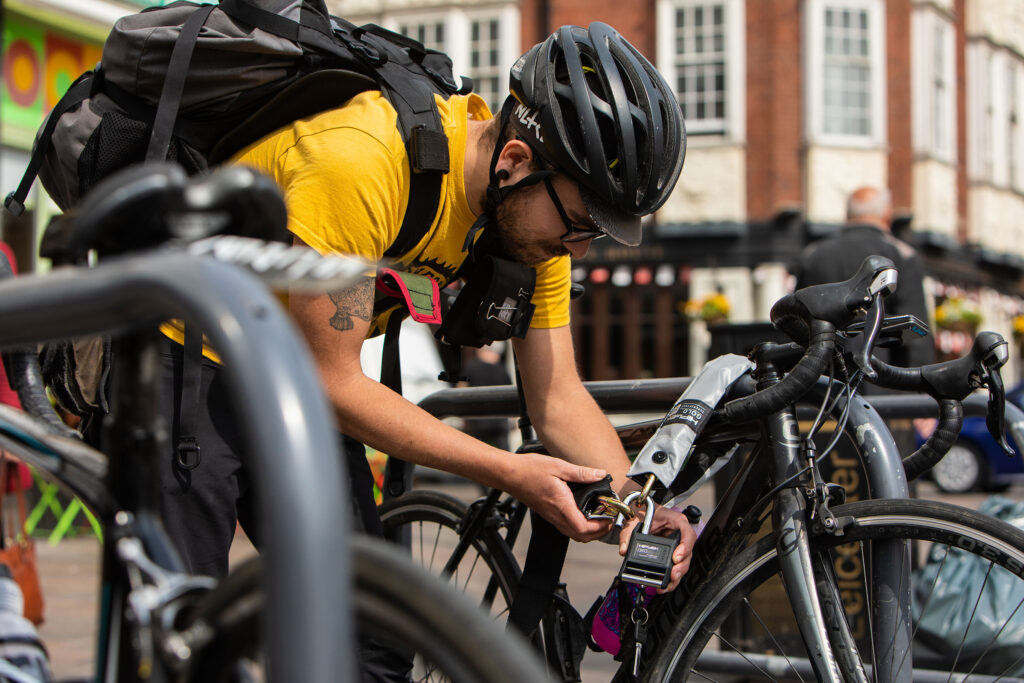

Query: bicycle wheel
left=641, top=498, right=1024, bottom=682
left=378, top=490, right=522, bottom=623
left=175, top=534, right=547, bottom=683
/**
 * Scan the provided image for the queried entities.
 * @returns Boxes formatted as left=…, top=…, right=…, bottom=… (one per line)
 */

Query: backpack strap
left=385, top=171, right=441, bottom=258
left=508, top=512, right=570, bottom=639
left=175, top=325, right=203, bottom=470
left=146, top=4, right=216, bottom=162
left=379, top=311, right=415, bottom=501
left=4, top=72, right=94, bottom=216
left=218, top=0, right=337, bottom=48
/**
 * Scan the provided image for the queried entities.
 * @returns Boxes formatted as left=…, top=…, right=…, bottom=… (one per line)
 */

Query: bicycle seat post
left=102, top=327, right=185, bottom=571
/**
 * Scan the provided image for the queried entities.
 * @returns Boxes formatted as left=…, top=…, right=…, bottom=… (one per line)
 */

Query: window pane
left=672, top=2, right=729, bottom=133
left=821, top=4, right=872, bottom=138
left=468, top=16, right=506, bottom=112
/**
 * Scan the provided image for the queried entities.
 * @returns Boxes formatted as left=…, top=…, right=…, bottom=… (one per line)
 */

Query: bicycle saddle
left=42, top=162, right=289, bottom=263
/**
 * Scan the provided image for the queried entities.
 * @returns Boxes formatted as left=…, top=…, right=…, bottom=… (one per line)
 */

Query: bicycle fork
left=769, top=406, right=843, bottom=682
left=768, top=406, right=873, bottom=683
left=767, top=402, right=915, bottom=683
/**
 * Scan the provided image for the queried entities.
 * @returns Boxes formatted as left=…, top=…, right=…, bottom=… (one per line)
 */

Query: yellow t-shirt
left=231, top=91, right=571, bottom=337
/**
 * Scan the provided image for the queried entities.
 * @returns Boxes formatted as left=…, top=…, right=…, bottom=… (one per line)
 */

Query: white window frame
left=967, top=41, right=992, bottom=180
left=393, top=17, right=447, bottom=52
left=911, top=5, right=956, bottom=163
left=378, top=5, right=520, bottom=114
left=655, top=0, right=745, bottom=140
left=1009, top=58, right=1024, bottom=193
left=804, top=0, right=887, bottom=148
left=967, top=41, right=1023, bottom=190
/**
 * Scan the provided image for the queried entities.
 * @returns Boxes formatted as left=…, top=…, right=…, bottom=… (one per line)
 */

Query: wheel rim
left=931, top=443, right=981, bottom=492
left=379, top=499, right=519, bottom=625
left=654, top=502, right=1024, bottom=682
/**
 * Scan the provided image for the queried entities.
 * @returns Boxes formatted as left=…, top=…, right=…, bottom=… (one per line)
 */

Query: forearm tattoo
left=328, top=277, right=374, bottom=331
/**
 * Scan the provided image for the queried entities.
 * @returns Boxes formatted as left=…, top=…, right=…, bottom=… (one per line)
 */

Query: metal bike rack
left=0, top=254, right=352, bottom=683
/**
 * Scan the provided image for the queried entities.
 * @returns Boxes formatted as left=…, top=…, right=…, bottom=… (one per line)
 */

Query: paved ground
left=32, top=480, right=1024, bottom=682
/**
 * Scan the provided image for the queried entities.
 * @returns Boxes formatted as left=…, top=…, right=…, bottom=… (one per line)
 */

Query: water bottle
left=0, top=564, right=52, bottom=683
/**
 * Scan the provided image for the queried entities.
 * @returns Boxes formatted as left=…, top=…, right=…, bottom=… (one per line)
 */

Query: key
left=631, top=607, right=649, bottom=679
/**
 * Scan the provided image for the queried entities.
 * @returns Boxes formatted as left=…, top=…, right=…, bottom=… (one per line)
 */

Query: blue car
left=925, top=383, right=1024, bottom=493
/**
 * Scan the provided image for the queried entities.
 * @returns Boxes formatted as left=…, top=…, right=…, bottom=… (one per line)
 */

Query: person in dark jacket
left=459, top=343, right=513, bottom=451
left=794, top=186, right=935, bottom=370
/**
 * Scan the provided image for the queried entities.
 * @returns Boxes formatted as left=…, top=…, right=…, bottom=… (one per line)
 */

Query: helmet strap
left=462, top=97, right=553, bottom=255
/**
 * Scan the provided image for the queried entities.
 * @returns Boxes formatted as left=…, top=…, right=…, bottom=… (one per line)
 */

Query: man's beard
left=491, top=186, right=569, bottom=267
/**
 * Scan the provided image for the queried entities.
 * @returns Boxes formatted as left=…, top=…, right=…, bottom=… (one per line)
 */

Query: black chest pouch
left=435, top=255, right=536, bottom=348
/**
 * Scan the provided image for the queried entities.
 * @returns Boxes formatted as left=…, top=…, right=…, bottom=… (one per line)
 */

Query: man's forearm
left=325, top=370, right=519, bottom=489
left=529, top=385, right=634, bottom=492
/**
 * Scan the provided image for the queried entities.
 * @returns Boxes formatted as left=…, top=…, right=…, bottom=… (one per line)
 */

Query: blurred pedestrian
left=794, top=186, right=937, bottom=448
left=459, top=343, right=513, bottom=451
left=794, top=186, right=934, bottom=371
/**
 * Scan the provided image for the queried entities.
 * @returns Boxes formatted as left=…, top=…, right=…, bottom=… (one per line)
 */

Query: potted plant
left=934, top=297, right=982, bottom=333
left=682, top=291, right=731, bottom=325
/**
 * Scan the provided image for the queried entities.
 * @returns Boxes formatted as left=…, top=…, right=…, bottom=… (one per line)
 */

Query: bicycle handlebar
left=42, top=163, right=290, bottom=264
left=718, top=255, right=897, bottom=425
left=869, top=330, right=1013, bottom=479
left=0, top=250, right=79, bottom=438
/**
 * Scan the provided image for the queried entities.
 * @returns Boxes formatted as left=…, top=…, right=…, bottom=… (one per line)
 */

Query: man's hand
left=619, top=505, right=696, bottom=593
left=505, top=453, right=614, bottom=542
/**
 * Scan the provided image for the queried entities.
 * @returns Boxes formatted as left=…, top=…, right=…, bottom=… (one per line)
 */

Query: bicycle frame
left=0, top=253, right=352, bottom=682
left=669, top=376, right=912, bottom=682
left=417, top=374, right=1024, bottom=681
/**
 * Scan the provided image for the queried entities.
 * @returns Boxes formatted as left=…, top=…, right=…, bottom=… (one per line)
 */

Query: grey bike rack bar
left=420, top=378, right=1024, bottom=424
left=0, top=254, right=351, bottom=683
left=419, top=378, right=695, bottom=418
left=694, top=652, right=1017, bottom=683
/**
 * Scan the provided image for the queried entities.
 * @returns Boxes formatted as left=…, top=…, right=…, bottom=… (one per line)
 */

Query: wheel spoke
left=427, top=524, right=441, bottom=573
left=707, top=632, right=782, bottom=681
left=946, top=561, right=997, bottom=682
left=739, top=596, right=807, bottom=683
left=899, top=543, right=952, bottom=678
left=960, top=586, right=1024, bottom=680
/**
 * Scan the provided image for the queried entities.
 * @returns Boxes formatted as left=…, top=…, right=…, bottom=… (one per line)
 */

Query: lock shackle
left=614, top=490, right=658, bottom=531
left=639, top=496, right=657, bottom=534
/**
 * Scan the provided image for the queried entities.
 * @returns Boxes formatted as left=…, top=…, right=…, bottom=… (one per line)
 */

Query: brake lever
left=982, top=348, right=1015, bottom=457
left=845, top=292, right=885, bottom=380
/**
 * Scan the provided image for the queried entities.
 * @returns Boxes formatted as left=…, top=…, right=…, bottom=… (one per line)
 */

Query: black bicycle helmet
left=506, top=22, right=686, bottom=245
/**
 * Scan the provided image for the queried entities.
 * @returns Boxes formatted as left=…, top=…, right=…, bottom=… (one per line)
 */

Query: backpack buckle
left=175, top=438, right=202, bottom=470
left=4, top=193, right=25, bottom=217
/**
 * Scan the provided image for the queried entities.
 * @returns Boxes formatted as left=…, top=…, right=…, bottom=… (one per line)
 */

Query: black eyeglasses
left=543, top=177, right=605, bottom=243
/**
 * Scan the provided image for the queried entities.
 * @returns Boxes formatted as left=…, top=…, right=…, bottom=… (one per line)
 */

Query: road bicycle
left=383, top=256, right=1024, bottom=682
left=0, top=163, right=548, bottom=682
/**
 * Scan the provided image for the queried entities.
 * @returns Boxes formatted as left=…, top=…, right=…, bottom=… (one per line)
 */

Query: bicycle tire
left=640, top=498, right=1024, bottom=682
left=378, top=490, right=523, bottom=623
left=175, top=534, right=547, bottom=683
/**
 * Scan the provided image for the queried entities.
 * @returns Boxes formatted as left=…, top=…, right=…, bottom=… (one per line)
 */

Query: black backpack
left=10, top=0, right=476, bottom=452
left=6, top=0, right=471, bottom=259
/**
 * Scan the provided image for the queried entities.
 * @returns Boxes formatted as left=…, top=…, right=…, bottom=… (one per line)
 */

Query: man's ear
left=494, top=139, right=535, bottom=185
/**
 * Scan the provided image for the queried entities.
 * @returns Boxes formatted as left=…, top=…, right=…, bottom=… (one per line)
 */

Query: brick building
left=4, top=0, right=1022, bottom=382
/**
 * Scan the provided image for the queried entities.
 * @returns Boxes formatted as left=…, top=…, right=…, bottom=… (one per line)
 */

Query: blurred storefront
left=1, top=0, right=143, bottom=271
